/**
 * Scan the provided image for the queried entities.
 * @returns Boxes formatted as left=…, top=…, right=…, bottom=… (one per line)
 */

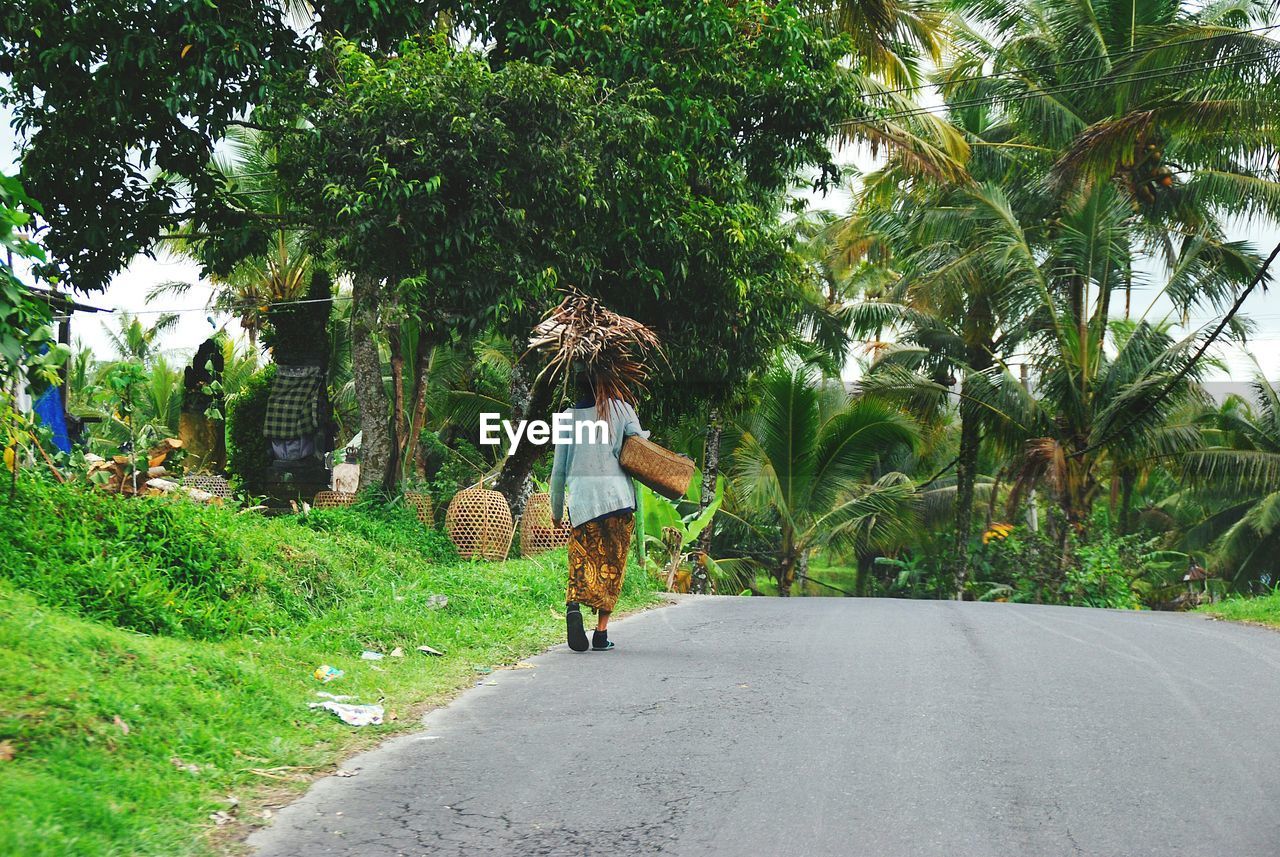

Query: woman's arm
left=619, top=400, right=650, bottom=440
left=549, top=435, right=569, bottom=525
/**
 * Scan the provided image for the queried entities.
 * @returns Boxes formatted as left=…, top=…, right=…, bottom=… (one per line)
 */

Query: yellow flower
left=982, top=523, right=1015, bottom=544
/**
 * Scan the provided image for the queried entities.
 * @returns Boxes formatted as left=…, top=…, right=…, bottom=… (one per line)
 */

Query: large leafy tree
left=1, top=1, right=309, bottom=292
left=477, top=0, right=853, bottom=404
left=277, top=1, right=857, bottom=493
left=471, top=0, right=856, bottom=503
left=273, top=38, right=652, bottom=490
left=0, top=1, right=458, bottom=294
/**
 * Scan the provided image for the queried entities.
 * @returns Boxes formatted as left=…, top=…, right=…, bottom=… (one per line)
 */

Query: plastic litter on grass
left=308, top=702, right=385, bottom=727
left=314, top=665, right=344, bottom=682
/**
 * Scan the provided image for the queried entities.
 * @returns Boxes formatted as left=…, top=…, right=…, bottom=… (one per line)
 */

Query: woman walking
left=550, top=370, right=648, bottom=652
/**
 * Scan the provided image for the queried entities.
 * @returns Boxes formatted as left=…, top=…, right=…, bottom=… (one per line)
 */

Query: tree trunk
left=985, top=468, right=1003, bottom=531
left=661, top=525, right=683, bottom=591
left=777, top=557, right=794, bottom=597
left=351, top=272, right=396, bottom=492
left=387, top=325, right=408, bottom=468
left=404, top=344, right=434, bottom=479
left=794, top=551, right=810, bottom=596
left=777, top=533, right=797, bottom=597
left=691, top=407, right=722, bottom=594
left=1118, top=467, right=1135, bottom=535
left=494, top=363, right=554, bottom=516
left=952, top=383, right=982, bottom=600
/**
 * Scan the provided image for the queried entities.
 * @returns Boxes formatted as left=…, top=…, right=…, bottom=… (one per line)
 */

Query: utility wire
left=842, top=46, right=1279, bottom=128
left=1068, top=236, right=1280, bottom=460
left=869, top=23, right=1280, bottom=99
left=105, top=293, right=352, bottom=317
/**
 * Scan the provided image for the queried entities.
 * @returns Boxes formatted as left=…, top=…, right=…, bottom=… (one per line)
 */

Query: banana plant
left=638, top=476, right=724, bottom=590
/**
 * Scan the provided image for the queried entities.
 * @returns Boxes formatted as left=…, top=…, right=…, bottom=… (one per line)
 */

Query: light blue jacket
left=549, top=399, right=649, bottom=526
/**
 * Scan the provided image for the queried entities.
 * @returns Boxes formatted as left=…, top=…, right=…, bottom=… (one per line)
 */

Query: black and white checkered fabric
left=264, top=365, right=323, bottom=440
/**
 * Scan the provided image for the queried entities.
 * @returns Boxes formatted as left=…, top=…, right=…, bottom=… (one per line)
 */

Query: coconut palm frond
left=1182, top=449, right=1280, bottom=494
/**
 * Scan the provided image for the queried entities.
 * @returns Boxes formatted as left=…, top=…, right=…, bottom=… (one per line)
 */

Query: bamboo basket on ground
left=519, top=492, right=571, bottom=557
left=313, top=490, right=357, bottom=509
left=619, top=436, right=695, bottom=500
left=445, top=485, right=515, bottom=561
left=404, top=491, right=435, bottom=527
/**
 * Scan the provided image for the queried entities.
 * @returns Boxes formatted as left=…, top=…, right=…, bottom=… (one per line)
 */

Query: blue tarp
left=33, top=387, right=71, bottom=453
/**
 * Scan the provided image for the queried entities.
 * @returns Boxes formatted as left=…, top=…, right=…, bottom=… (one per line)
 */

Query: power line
left=105, top=293, right=352, bottom=317
left=842, top=45, right=1279, bottom=128
left=869, top=23, right=1280, bottom=99
left=1070, top=236, right=1280, bottom=459
left=849, top=47, right=1276, bottom=127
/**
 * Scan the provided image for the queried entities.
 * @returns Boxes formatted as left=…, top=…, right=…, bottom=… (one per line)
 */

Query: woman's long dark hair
left=574, top=370, right=617, bottom=419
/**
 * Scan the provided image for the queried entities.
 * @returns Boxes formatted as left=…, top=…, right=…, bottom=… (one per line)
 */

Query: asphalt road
left=249, top=597, right=1280, bottom=856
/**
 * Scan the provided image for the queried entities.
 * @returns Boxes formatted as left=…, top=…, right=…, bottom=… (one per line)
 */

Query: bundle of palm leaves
left=527, top=291, right=662, bottom=407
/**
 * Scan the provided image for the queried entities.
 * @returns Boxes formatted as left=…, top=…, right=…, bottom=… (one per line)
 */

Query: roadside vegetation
left=1199, top=591, right=1280, bottom=629
left=0, top=479, right=658, bottom=856
left=3, top=0, right=1280, bottom=849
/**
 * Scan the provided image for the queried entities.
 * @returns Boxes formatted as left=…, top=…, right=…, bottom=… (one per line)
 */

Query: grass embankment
left=1198, top=591, right=1280, bottom=629
left=0, top=479, right=659, bottom=856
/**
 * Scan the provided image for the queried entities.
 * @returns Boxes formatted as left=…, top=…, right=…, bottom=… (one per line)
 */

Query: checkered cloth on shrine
left=264, top=365, right=323, bottom=440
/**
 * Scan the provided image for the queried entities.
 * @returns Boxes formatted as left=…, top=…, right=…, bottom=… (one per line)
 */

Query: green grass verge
left=1198, top=590, right=1280, bottom=629
left=0, top=479, right=660, bottom=856
left=749, top=558, right=859, bottom=597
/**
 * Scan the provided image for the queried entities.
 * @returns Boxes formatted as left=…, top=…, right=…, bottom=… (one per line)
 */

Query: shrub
left=1069, top=531, right=1144, bottom=610
left=419, top=430, right=486, bottom=514
left=968, top=518, right=1146, bottom=607
left=0, top=476, right=350, bottom=638
left=298, top=496, right=458, bottom=565
left=225, top=363, right=275, bottom=495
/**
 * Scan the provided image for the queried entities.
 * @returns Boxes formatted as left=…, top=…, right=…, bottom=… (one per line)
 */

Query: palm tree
left=1178, top=372, right=1280, bottom=590
left=840, top=9, right=1275, bottom=580
left=156, top=127, right=313, bottom=347
left=841, top=170, right=1033, bottom=596
left=730, top=363, right=920, bottom=595
left=948, top=0, right=1280, bottom=237
left=101, top=312, right=179, bottom=363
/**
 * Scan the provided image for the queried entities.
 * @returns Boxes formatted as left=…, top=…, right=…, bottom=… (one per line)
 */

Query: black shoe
left=566, top=604, right=589, bottom=652
left=592, top=630, right=615, bottom=651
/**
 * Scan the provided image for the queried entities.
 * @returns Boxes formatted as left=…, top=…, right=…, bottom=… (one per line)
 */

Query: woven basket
left=313, top=490, right=357, bottom=509
left=445, top=485, right=515, bottom=561
left=404, top=491, right=435, bottom=527
left=619, top=436, right=694, bottom=500
left=519, top=492, right=571, bottom=557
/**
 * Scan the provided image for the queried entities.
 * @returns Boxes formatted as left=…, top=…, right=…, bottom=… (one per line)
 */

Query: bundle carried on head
left=527, top=290, right=662, bottom=408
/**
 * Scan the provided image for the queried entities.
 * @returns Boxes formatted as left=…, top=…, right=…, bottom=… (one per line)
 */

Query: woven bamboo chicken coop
left=445, top=485, right=515, bottom=561
left=404, top=491, right=435, bottom=526
left=312, top=490, right=357, bottom=509
left=519, top=492, right=571, bottom=557
left=181, top=474, right=233, bottom=499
